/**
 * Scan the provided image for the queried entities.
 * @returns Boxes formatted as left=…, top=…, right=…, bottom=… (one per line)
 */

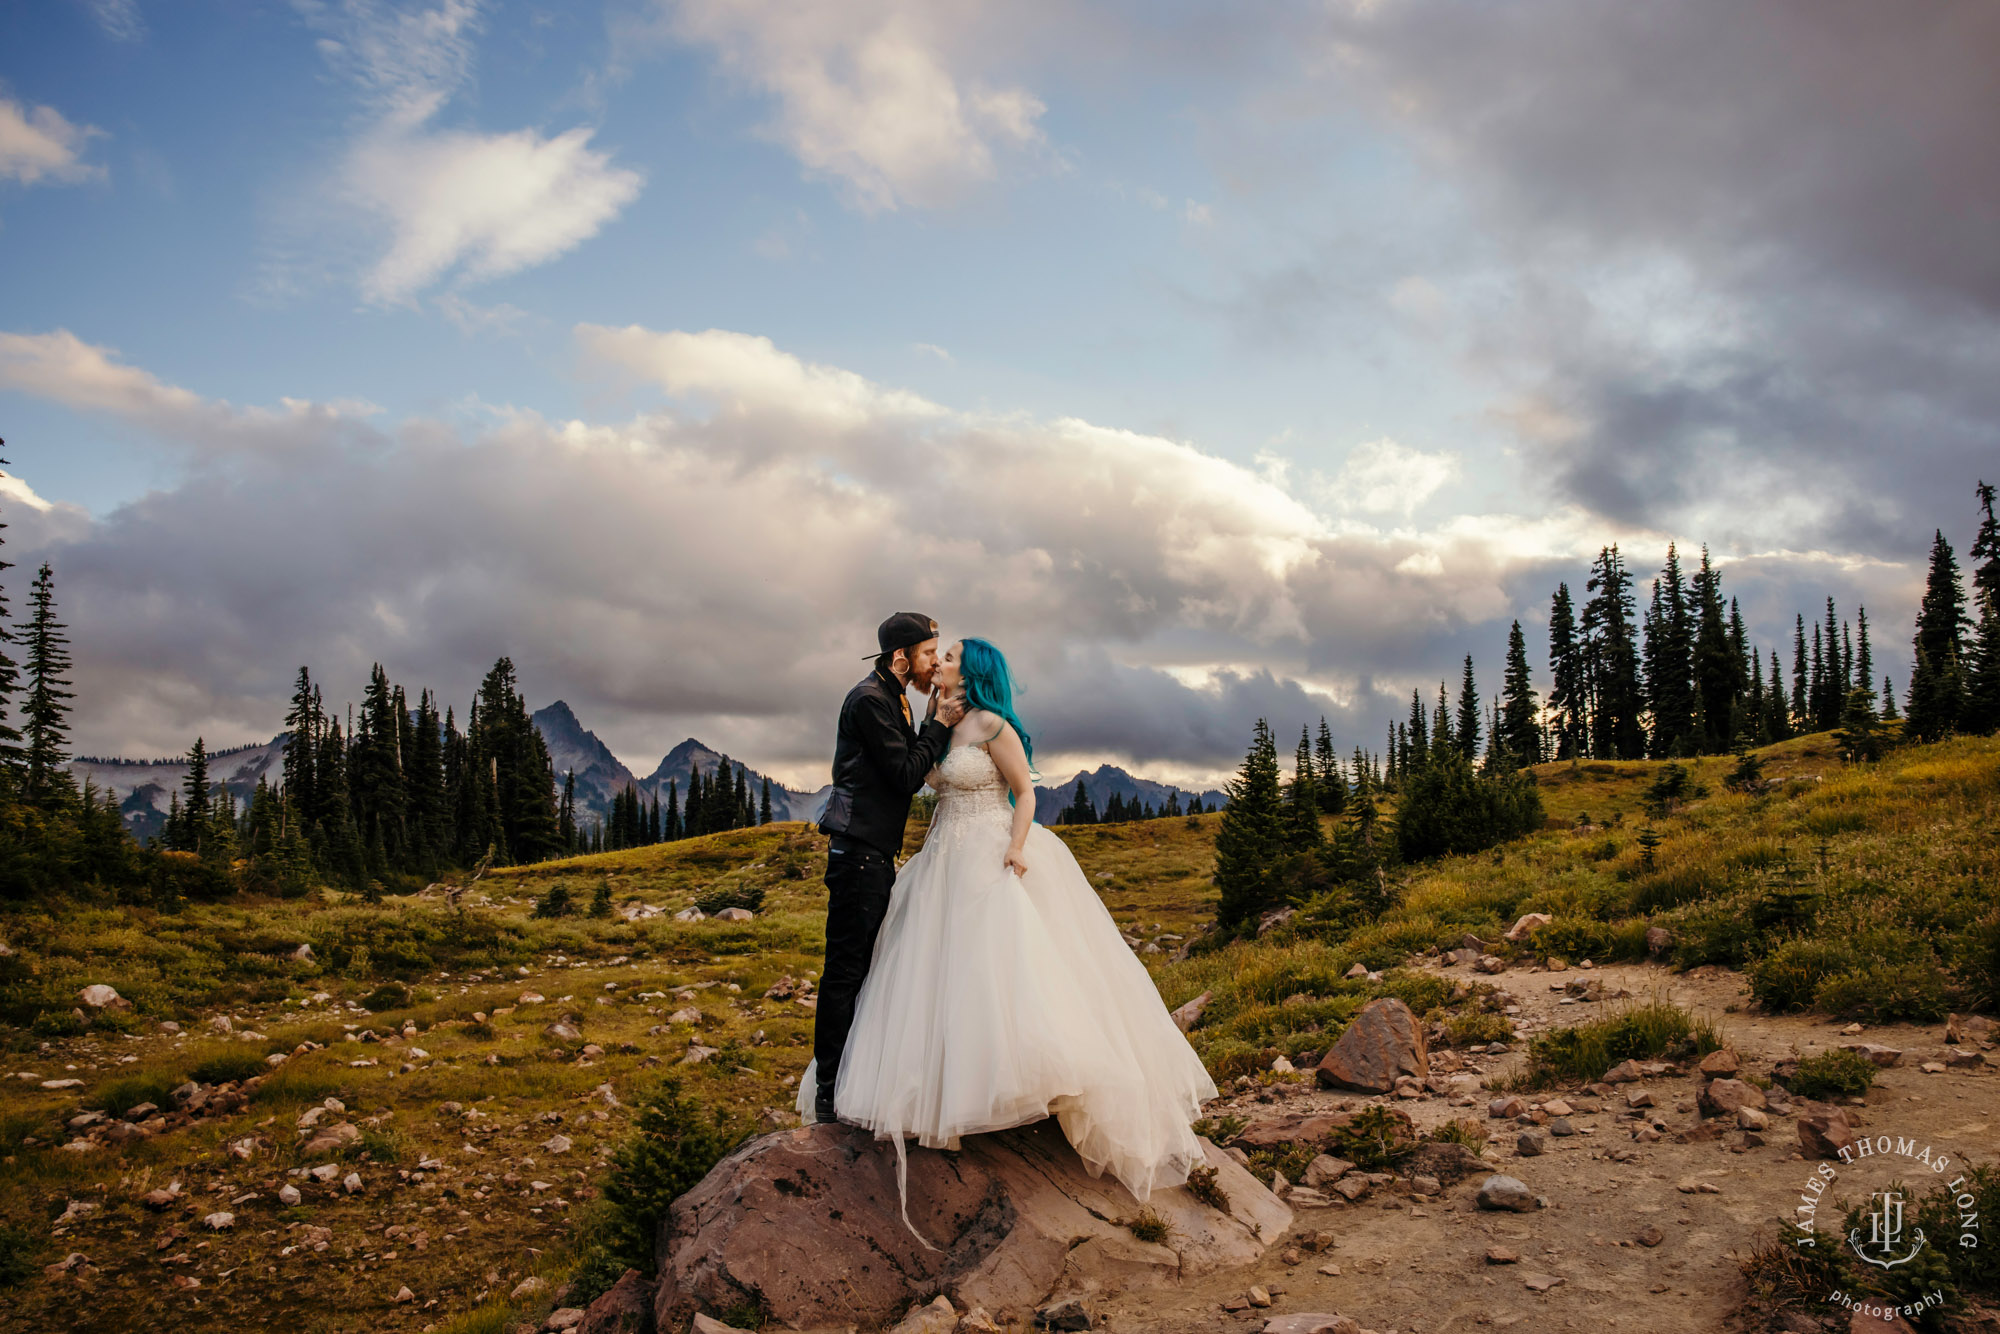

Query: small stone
left=77, top=984, right=128, bottom=1009
left=1547, top=1117, right=1576, bottom=1137
left=1840, top=1043, right=1904, bottom=1068
left=202, top=1211, right=234, bottom=1230
left=1248, top=1286, right=1273, bottom=1308
left=1486, top=1247, right=1520, bottom=1264
left=1515, top=1129, right=1547, bottom=1157
left=518, top=992, right=545, bottom=1005
left=1476, top=1174, right=1541, bottom=1212
left=141, top=1188, right=178, bottom=1210
left=393, top=1286, right=417, bottom=1305
left=342, top=1172, right=363, bottom=1194
left=1625, top=1089, right=1655, bottom=1108
left=1303, top=1154, right=1356, bottom=1188
left=1945, top=1048, right=1988, bottom=1068
left=511, top=1276, right=549, bottom=1302
left=540, top=1134, right=573, bottom=1154
left=544, top=1309, right=585, bottom=1330
left=1489, top=1096, right=1527, bottom=1119
left=1636, top=1224, right=1664, bottom=1247
left=1736, top=1107, right=1769, bottom=1131
left=1523, top=1273, right=1566, bottom=1293
left=1841, top=1022, right=1865, bottom=1036
left=957, top=1308, right=1004, bottom=1334
left=278, top=1184, right=301, bottom=1206
left=1540, top=1098, right=1574, bottom=1116
left=1332, top=1175, right=1369, bottom=1201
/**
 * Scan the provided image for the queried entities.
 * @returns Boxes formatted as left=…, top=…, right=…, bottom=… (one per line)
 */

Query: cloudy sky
left=1, top=0, right=1993, bottom=789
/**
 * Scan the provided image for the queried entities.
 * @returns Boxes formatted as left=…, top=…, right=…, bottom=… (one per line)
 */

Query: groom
left=812, top=612, right=965, bottom=1123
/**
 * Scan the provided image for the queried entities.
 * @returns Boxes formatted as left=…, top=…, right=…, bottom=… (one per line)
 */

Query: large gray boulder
left=652, top=1120, right=1289, bottom=1331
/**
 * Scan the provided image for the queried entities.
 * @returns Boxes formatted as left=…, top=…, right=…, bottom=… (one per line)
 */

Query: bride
left=797, top=637, right=1217, bottom=1204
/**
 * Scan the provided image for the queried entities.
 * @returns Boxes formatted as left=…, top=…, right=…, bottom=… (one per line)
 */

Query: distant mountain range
left=68, top=699, right=1227, bottom=841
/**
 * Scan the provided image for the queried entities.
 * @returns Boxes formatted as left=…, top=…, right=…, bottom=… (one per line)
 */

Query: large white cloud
left=662, top=0, right=1045, bottom=210
left=3, top=324, right=1878, bottom=787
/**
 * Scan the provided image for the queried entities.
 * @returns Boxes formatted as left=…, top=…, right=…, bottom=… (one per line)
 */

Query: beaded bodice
left=926, top=743, right=1014, bottom=837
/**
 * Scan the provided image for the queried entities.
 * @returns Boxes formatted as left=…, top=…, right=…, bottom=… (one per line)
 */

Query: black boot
left=814, top=1082, right=837, bottom=1125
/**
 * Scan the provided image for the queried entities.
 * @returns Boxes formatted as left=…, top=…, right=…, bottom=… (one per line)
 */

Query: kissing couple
left=797, top=612, right=1217, bottom=1206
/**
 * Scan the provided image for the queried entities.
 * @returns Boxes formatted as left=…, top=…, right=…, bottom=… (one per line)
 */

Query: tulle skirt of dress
left=796, top=796, right=1217, bottom=1202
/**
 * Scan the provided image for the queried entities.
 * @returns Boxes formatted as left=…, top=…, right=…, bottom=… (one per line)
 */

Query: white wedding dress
left=797, top=738, right=1217, bottom=1204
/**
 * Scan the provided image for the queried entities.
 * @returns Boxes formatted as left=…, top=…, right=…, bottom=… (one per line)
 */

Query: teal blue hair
left=959, top=637, right=1034, bottom=773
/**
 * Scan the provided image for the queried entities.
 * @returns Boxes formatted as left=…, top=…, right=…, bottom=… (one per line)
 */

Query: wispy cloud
left=77, top=0, right=145, bottom=42
left=0, top=97, right=106, bottom=187
left=293, top=0, right=642, bottom=303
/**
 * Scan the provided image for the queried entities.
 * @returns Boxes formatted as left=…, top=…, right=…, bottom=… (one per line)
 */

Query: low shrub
left=1525, top=1001, right=1721, bottom=1086
left=1183, top=1163, right=1228, bottom=1211
left=1782, top=1048, right=1877, bottom=1101
left=1426, top=1117, right=1488, bottom=1149
left=0, top=1223, right=36, bottom=1289
left=1811, top=961, right=1951, bottom=1023
left=567, top=1077, right=748, bottom=1305
left=188, top=1048, right=270, bottom=1086
left=1328, top=1105, right=1416, bottom=1170
left=360, top=981, right=411, bottom=1013
left=1444, top=1012, right=1513, bottom=1047
left=95, top=1070, right=185, bottom=1115
left=1749, top=938, right=1859, bottom=1012
left=694, top=883, right=767, bottom=916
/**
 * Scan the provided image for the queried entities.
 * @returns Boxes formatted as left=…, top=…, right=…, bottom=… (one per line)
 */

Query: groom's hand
left=936, top=693, right=966, bottom=727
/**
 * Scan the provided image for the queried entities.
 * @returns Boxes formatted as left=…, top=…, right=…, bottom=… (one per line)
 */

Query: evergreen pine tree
left=406, top=687, right=447, bottom=873
left=1499, top=619, right=1542, bottom=766
left=1856, top=609, right=1875, bottom=704
left=1213, top=720, right=1285, bottom=927
left=20, top=562, right=76, bottom=809
left=1455, top=655, right=1481, bottom=760
left=1765, top=651, right=1790, bottom=741
left=182, top=737, right=212, bottom=855
left=1582, top=545, right=1645, bottom=758
left=1905, top=531, right=1970, bottom=742
left=1285, top=727, right=1322, bottom=849
left=281, top=666, right=318, bottom=820
left=1809, top=623, right=1828, bottom=731
left=1690, top=548, right=1737, bottom=753
left=558, top=771, right=577, bottom=851
left=1431, top=680, right=1455, bottom=757
left=1406, top=690, right=1429, bottom=770
left=0, top=438, right=20, bottom=790
left=1314, top=717, right=1342, bottom=814
left=734, top=764, right=750, bottom=828
left=1548, top=581, right=1588, bottom=759
left=1063, top=777, right=1096, bottom=825
left=1881, top=677, right=1899, bottom=721
left=590, top=877, right=613, bottom=918
left=685, top=765, right=704, bottom=836
left=1643, top=544, right=1695, bottom=757
left=648, top=792, right=661, bottom=843
left=759, top=777, right=772, bottom=825
left=1791, top=614, right=1809, bottom=731
left=664, top=779, right=681, bottom=840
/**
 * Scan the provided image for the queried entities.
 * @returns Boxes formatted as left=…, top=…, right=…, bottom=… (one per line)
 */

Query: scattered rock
left=1169, top=992, right=1211, bottom=1033
left=1946, top=1014, right=1995, bottom=1046
left=1475, top=955, right=1507, bottom=975
left=342, top=1172, right=363, bottom=1194
left=544, top=1022, right=583, bottom=1043
left=278, top=1184, right=301, bottom=1206
left=1644, top=926, right=1674, bottom=956
left=544, top=1309, right=584, bottom=1331
left=541, top=1134, right=573, bottom=1154
left=1840, top=1043, right=1904, bottom=1068
left=1248, top=1286, right=1273, bottom=1309
left=958, top=1307, right=1004, bottom=1334
left=1488, top=1096, right=1527, bottom=1119
left=1315, top=998, right=1428, bottom=1093
left=580, top=1268, right=654, bottom=1334
left=76, top=984, right=129, bottom=1009
left=1698, top=1078, right=1767, bottom=1118
left=1602, top=1060, right=1645, bottom=1083
left=890, top=1295, right=959, bottom=1334
left=1945, top=1048, right=1988, bottom=1068
left=202, top=1212, right=234, bottom=1230
left=1797, top=1104, right=1856, bottom=1160
left=1737, top=1107, right=1769, bottom=1131
left=1697, top=1049, right=1739, bottom=1079
left=1303, top=1155, right=1355, bottom=1189
left=1515, top=1129, right=1547, bottom=1157
left=511, top=1276, right=549, bottom=1302
left=1260, top=1318, right=1362, bottom=1334
left=1486, top=1247, right=1520, bottom=1265
left=1637, top=1225, right=1665, bottom=1247
left=1547, top=1117, right=1576, bottom=1137
left=1504, top=912, right=1552, bottom=942
left=1475, top=1175, right=1541, bottom=1212
left=141, top=1187, right=179, bottom=1210
left=1523, top=1273, right=1566, bottom=1293
left=1625, top=1090, right=1655, bottom=1109
left=394, top=1286, right=418, bottom=1305
left=302, top=1122, right=361, bottom=1157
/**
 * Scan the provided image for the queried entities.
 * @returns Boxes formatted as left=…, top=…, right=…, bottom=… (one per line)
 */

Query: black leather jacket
left=817, top=665, right=953, bottom=857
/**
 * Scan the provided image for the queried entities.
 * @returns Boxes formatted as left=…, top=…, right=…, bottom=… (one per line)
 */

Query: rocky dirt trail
left=1085, top=960, right=1999, bottom=1334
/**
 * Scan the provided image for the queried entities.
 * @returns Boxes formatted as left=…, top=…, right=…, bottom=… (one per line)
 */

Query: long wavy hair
left=959, top=637, right=1035, bottom=774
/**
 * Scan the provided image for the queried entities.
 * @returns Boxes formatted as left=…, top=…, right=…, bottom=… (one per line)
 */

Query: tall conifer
left=20, top=563, right=75, bottom=808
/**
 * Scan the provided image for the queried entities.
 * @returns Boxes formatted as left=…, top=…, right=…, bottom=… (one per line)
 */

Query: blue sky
left=2, top=0, right=1993, bottom=785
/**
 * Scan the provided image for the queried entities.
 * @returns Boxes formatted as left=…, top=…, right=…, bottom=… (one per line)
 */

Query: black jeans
left=813, top=834, right=896, bottom=1094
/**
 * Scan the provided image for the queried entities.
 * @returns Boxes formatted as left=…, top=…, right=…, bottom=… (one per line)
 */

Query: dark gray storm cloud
left=1317, top=0, right=2000, bottom=551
